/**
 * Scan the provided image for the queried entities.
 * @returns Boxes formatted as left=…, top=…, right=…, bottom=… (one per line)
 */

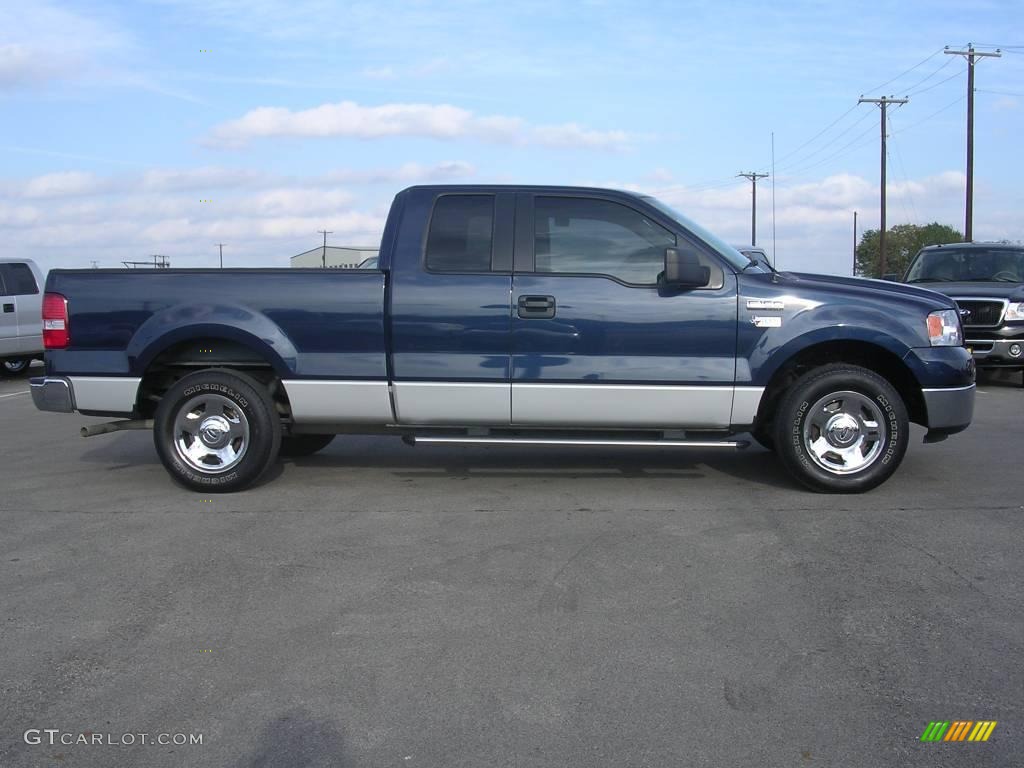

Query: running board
left=407, top=435, right=749, bottom=449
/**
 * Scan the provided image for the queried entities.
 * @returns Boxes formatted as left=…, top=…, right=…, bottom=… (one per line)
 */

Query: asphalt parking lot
left=1, top=368, right=1021, bottom=767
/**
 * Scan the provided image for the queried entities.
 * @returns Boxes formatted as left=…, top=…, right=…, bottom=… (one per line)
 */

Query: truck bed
left=45, top=268, right=387, bottom=379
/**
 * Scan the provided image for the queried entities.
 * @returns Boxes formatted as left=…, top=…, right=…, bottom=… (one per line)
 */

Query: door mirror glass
left=662, top=247, right=710, bottom=288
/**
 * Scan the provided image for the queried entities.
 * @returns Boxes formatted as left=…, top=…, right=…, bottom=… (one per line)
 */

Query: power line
left=887, top=115, right=918, bottom=225
left=863, top=47, right=945, bottom=94
left=779, top=119, right=879, bottom=178
left=772, top=107, right=875, bottom=173
left=772, top=102, right=860, bottom=166
left=892, top=94, right=965, bottom=134
left=898, top=54, right=957, bottom=95
left=906, top=65, right=965, bottom=97
left=975, top=87, right=1024, bottom=97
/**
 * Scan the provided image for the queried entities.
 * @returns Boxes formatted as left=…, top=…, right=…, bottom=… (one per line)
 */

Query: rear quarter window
left=425, top=195, right=495, bottom=273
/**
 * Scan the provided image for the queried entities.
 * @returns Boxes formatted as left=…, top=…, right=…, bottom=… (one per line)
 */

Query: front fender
left=127, top=304, right=298, bottom=376
left=742, top=299, right=920, bottom=386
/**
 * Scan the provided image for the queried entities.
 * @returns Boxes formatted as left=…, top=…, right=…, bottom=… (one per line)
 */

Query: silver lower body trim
left=67, top=376, right=141, bottom=413
left=511, top=383, right=735, bottom=428
left=282, top=379, right=393, bottom=423
left=392, top=381, right=509, bottom=425
left=731, top=386, right=766, bottom=425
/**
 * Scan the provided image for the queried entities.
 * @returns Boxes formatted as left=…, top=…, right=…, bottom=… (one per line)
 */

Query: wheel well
left=136, top=338, right=291, bottom=421
left=754, top=340, right=927, bottom=431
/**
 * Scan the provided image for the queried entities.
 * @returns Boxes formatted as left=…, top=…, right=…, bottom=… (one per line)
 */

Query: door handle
left=517, top=295, right=556, bottom=319
left=2, top=303, right=13, bottom=313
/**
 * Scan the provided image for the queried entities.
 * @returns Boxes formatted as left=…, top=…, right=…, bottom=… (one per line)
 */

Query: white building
left=290, top=246, right=379, bottom=268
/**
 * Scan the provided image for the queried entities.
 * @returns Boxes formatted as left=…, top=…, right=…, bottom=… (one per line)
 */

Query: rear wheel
left=154, top=369, right=281, bottom=493
left=280, top=433, right=335, bottom=457
left=774, top=364, right=908, bottom=493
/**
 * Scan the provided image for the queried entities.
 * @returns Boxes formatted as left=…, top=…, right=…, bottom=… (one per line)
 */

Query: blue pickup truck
left=31, top=185, right=975, bottom=493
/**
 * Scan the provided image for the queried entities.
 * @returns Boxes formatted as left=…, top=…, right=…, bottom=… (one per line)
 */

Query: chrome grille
left=954, top=298, right=1006, bottom=328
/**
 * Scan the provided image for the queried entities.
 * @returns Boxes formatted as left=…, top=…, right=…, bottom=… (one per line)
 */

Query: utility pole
left=317, top=230, right=333, bottom=267
left=737, top=171, right=768, bottom=246
left=858, top=96, right=908, bottom=277
left=216, top=243, right=225, bottom=269
left=853, top=211, right=858, bottom=276
left=944, top=44, right=1001, bottom=242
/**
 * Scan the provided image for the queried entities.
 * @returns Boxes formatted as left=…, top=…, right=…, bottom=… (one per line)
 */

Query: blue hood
left=782, top=271, right=956, bottom=310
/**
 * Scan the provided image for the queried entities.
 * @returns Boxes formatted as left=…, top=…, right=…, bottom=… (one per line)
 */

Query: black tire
left=154, top=369, right=281, bottom=493
left=280, top=433, right=335, bottom=457
left=773, top=364, right=908, bottom=493
left=2, top=358, right=31, bottom=376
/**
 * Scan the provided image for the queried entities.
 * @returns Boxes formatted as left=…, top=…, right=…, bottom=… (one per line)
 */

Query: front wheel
left=773, top=364, right=908, bottom=493
left=154, top=369, right=282, bottom=493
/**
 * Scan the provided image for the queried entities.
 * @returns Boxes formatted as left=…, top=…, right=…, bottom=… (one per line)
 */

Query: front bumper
left=922, top=384, right=975, bottom=435
left=30, top=376, right=75, bottom=413
left=967, top=336, right=1024, bottom=367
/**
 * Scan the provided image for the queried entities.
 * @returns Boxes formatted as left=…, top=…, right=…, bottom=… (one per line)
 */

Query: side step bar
left=406, top=435, right=748, bottom=449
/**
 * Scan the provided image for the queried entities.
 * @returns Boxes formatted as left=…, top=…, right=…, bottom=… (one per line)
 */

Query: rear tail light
left=42, top=292, right=69, bottom=349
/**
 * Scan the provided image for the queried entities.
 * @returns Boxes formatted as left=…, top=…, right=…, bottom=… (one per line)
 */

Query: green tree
left=855, top=222, right=963, bottom=279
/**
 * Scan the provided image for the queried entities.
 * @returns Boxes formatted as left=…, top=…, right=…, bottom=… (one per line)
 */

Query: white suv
left=0, top=258, right=44, bottom=375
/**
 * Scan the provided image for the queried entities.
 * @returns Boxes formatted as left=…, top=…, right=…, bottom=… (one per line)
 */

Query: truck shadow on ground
left=276, top=435, right=799, bottom=492
left=235, top=708, right=351, bottom=768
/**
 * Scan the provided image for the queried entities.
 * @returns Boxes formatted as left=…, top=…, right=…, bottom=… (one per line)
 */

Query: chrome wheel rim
left=3, top=360, right=28, bottom=372
left=173, top=393, right=249, bottom=474
left=803, top=390, right=885, bottom=475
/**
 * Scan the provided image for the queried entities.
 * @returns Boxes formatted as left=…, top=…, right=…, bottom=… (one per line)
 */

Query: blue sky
left=2, top=0, right=1022, bottom=273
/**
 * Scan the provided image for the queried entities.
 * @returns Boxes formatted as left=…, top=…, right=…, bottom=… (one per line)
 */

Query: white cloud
left=21, top=171, right=107, bottom=198
left=0, top=1, right=128, bottom=89
left=621, top=170, right=985, bottom=274
left=204, top=100, right=633, bottom=151
left=0, top=161, right=476, bottom=269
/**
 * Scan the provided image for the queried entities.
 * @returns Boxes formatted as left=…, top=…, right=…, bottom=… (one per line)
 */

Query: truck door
left=388, top=190, right=514, bottom=425
left=0, top=268, right=16, bottom=357
left=0, top=262, right=42, bottom=354
left=510, top=193, right=738, bottom=428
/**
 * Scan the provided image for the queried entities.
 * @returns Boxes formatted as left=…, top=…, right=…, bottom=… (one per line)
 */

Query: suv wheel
left=774, top=364, right=908, bottom=493
left=154, top=369, right=281, bottom=493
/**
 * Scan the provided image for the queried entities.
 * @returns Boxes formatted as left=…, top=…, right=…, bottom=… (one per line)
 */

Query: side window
left=535, top=197, right=676, bottom=285
left=425, top=195, right=494, bottom=273
left=0, top=263, right=39, bottom=295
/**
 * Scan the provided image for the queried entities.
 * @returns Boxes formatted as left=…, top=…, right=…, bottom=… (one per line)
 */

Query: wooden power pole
left=858, top=96, right=908, bottom=277
left=737, top=171, right=769, bottom=246
left=944, top=44, right=1001, bottom=242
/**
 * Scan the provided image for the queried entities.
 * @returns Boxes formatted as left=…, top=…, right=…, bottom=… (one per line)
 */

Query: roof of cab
left=920, top=241, right=1023, bottom=251
left=400, top=184, right=645, bottom=199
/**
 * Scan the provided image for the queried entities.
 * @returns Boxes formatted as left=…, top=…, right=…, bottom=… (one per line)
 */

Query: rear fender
left=128, top=306, right=297, bottom=376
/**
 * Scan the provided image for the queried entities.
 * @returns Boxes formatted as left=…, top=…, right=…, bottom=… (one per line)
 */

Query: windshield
left=641, top=196, right=750, bottom=271
left=905, top=247, right=1024, bottom=283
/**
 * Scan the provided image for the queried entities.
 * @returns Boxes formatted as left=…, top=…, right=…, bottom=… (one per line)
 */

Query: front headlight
left=1005, top=302, right=1024, bottom=321
left=927, top=309, right=963, bottom=346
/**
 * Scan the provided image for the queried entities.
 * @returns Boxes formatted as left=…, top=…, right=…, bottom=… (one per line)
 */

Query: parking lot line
left=0, top=391, right=29, bottom=400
